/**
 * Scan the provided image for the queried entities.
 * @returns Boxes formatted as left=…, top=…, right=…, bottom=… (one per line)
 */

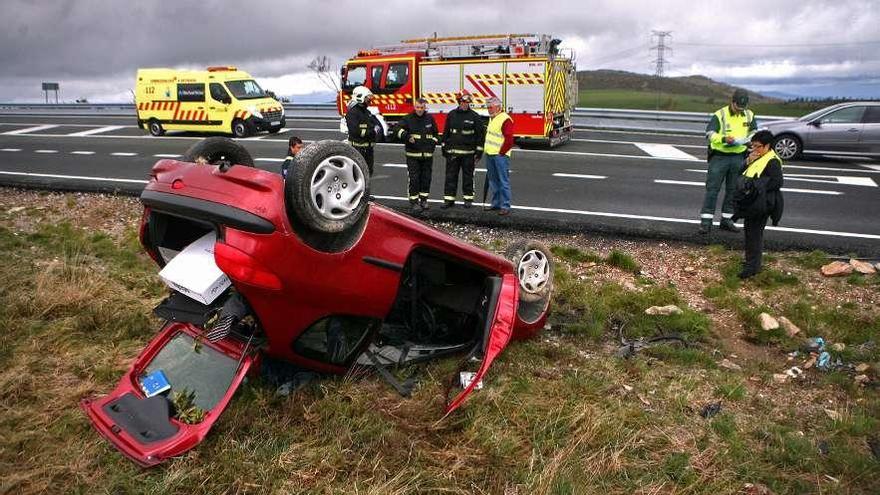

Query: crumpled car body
left=82, top=139, right=552, bottom=467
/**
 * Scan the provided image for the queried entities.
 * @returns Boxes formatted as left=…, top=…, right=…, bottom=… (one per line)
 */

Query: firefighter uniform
left=441, top=107, right=485, bottom=207
left=345, top=103, right=378, bottom=175
left=701, top=103, right=757, bottom=232
left=396, top=110, right=439, bottom=208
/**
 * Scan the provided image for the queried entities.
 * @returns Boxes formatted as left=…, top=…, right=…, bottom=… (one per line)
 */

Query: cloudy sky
left=1, top=0, right=878, bottom=102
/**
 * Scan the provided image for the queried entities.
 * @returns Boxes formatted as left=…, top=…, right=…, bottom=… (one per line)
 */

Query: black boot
left=441, top=201, right=454, bottom=209
left=719, top=219, right=740, bottom=233
left=420, top=198, right=430, bottom=210
left=464, top=199, right=473, bottom=209
left=698, top=219, right=712, bottom=234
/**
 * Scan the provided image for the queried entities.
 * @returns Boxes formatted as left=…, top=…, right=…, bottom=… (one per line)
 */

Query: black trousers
left=443, top=154, right=475, bottom=202
left=355, top=146, right=374, bottom=176
left=743, top=215, right=768, bottom=274
left=406, top=157, right=432, bottom=201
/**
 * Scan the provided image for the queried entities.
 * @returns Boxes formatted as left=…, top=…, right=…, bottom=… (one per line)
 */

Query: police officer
left=396, top=98, right=438, bottom=213
left=345, top=85, right=379, bottom=176
left=700, top=88, right=757, bottom=234
left=440, top=90, right=485, bottom=209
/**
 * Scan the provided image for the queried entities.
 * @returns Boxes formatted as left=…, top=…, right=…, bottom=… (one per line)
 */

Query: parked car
left=81, top=138, right=554, bottom=467
left=763, top=102, right=880, bottom=160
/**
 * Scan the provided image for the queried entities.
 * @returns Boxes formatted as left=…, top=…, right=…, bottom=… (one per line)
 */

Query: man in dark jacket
left=280, top=136, right=303, bottom=179
left=440, top=90, right=486, bottom=209
left=396, top=98, right=438, bottom=213
left=734, top=130, right=784, bottom=279
left=345, top=85, right=379, bottom=176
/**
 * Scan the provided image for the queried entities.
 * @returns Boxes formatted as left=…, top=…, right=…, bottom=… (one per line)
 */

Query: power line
left=677, top=39, right=880, bottom=48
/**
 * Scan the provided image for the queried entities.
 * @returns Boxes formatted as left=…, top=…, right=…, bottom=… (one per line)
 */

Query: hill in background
left=578, top=69, right=778, bottom=103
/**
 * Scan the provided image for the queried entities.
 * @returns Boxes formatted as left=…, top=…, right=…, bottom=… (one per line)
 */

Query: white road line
left=2, top=124, right=59, bottom=135
left=522, top=148, right=695, bottom=162
left=383, top=163, right=487, bottom=172
left=71, top=151, right=95, bottom=155
left=66, top=125, right=126, bottom=137
left=35, top=149, right=58, bottom=153
left=572, top=138, right=705, bottom=149
left=574, top=128, right=702, bottom=138
left=288, top=127, right=342, bottom=132
left=110, top=152, right=137, bottom=156
left=0, top=171, right=148, bottom=184
left=634, top=142, right=700, bottom=161
left=685, top=169, right=877, bottom=187
left=655, top=179, right=842, bottom=195
left=552, top=173, right=608, bottom=179
left=255, top=158, right=285, bottom=162
left=153, top=154, right=181, bottom=158
left=783, top=164, right=880, bottom=174
left=371, top=195, right=880, bottom=240
left=862, top=164, right=880, bottom=171
left=1, top=148, right=22, bottom=152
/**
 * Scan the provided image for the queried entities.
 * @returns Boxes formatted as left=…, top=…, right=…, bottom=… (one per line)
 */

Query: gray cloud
left=1, top=0, right=877, bottom=100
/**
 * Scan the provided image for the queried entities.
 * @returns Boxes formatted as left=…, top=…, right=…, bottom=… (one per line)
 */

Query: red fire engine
left=337, top=33, right=578, bottom=147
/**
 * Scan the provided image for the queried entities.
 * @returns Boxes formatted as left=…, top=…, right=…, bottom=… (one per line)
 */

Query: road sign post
left=42, top=82, right=60, bottom=104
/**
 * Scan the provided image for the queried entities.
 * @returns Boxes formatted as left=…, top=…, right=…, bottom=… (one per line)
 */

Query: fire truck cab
left=338, top=34, right=578, bottom=147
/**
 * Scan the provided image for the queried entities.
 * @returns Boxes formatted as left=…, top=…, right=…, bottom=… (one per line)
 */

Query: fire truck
left=337, top=34, right=578, bottom=147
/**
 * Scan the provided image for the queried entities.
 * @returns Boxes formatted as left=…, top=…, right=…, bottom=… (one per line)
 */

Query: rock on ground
left=849, top=259, right=877, bottom=275
left=820, top=261, right=853, bottom=277
left=644, top=304, right=682, bottom=316
left=759, top=313, right=779, bottom=331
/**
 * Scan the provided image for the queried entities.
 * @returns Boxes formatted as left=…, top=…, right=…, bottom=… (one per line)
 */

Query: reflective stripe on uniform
left=721, top=213, right=733, bottom=219
left=462, top=195, right=474, bottom=200
left=700, top=213, right=714, bottom=219
left=405, top=151, right=432, bottom=158
left=447, top=148, right=475, bottom=155
left=444, top=195, right=456, bottom=201
left=419, top=192, right=429, bottom=197
left=350, top=141, right=374, bottom=147
left=409, top=194, right=419, bottom=200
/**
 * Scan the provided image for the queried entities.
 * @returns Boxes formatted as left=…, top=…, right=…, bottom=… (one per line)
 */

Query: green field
left=578, top=89, right=823, bottom=117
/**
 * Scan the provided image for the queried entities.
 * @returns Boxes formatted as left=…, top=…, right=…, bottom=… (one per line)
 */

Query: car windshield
left=799, top=105, right=843, bottom=122
left=143, top=332, right=239, bottom=411
left=225, top=79, right=266, bottom=100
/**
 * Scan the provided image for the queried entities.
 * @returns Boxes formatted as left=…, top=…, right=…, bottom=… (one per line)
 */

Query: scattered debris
left=817, top=439, right=830, bottom=455
left=758, top=313, right=779, bottom=331
left=621, top=384, right=633, bottom=392
left=644, top=304, right=682, bottom=316
left=855, top=363, right=871, bottom=373
left=849, top=258, right=877, bottom=275
left=777, top=316, right=800, bottom=337
left=824, top=475, right=840, bottom=484
left=785, top=366, right=804, bottom=379
left=772, top=373, right=788, bottom=384
left=824, top=408, right=840, bottom=421
left=460, top=371, right=483, bottom=390
left=854, top=374, right=869, bottom=386
left=803, top=337, right=826, bottom=353
left=830, top=342, right=846, bottom=352
left=803, top=355, right=817, bottom=369
left=700, top=402, right=722, bottom=419
left=719, top=358, right=742, bottom=371
left=820, top=261, right=853, bottom=277
left=816, top=352, right=831, bottom=371
left=742, top=482, right=774, bottom=494
left=636, top=393, right=651, bottom=406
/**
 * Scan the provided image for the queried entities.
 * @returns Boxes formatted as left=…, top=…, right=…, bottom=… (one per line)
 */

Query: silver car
left=762, top=102, right=880, bottom=160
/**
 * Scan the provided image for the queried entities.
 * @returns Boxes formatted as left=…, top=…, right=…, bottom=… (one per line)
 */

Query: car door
left=859, top=106, right=880, bottom=156
left=808, top=105, right=866, bottom=153
left=444, top=273, right=518, bottom=416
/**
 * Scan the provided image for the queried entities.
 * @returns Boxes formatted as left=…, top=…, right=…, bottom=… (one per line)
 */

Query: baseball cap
left=732, top=89, right=750, bottom=107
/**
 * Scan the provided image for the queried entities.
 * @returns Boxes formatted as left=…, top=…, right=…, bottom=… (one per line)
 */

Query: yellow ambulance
left=135, top=66, right=285, bottom=138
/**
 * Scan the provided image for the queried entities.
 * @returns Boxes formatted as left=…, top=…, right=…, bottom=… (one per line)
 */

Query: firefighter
left=440, top=90, right=485, bottom=209
left=345, top=85, right=379, bottom=176
left=396, top=98, right=438, bottom=213
left=700, top=88, right=757, bottom=234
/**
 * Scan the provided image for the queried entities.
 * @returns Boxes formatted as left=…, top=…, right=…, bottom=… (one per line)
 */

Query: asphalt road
left=1, top=114, right=878, bottom=254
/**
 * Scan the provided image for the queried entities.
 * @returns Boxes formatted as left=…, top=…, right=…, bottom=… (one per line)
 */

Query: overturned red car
left=81, top=138, right=554, bottom=467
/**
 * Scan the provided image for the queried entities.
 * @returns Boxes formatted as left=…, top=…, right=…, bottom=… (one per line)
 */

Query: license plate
left=271, top=121, right=280, bottom=126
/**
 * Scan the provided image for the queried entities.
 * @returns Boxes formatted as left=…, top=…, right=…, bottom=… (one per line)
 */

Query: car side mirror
left=808, top=120, right=821, bottom=127
left=221, top=96, right=232, bottom=104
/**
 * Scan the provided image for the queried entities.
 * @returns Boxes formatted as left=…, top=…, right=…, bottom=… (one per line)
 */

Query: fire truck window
left=371, top=66, right=384, bottom=90
left=343, top=66, right=366, bottom=91
left=385, top=63, right=410, bottom=91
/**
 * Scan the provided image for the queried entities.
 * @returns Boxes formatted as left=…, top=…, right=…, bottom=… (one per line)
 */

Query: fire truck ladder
left=373, top=33, right=564, bottom=61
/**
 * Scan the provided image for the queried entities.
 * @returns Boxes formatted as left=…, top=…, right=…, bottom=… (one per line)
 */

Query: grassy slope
left=1, top=193, right=878, bottom=494
left=578, top=89, right=820, bottom=117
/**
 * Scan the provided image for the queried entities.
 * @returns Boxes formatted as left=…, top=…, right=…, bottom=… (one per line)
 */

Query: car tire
left=148, top=119, right=164, bottom=137
left=231, top=119, right=252, bottom=138
left=773, top=134, right=802, bottom=160
left=285, top=140, right=370, bottom=252
left=182, top=137, right=255, bottom=167
left=506, top=240, right=553, bottom=304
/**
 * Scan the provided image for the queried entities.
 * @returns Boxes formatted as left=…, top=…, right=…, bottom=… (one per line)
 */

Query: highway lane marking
left=517, top=148, right=696, bottom=162
left=655, top=179, right=842, bottom=195
left=685, top=169, right=878, bottom=187
left=153, top=154, right=181, bottom=158
left=2, top=124, right=59, bottom=135
left=110, top=152, right=137, bottom=156
left=1, top=148, right=22, bottom=152
left=782, top=164, right=880, bottom=174
left=255, top=158, right=285, bottom=162
left=383, top=163, right=487, bottom=172
left=552, top=173, right=608, bottom=179
left=71, top=151, right=95, bottom=155
left=863, top=164, right=880, bottom=171
left=0, top=171, right=148, bottom=184
left=573, top=138, right=705, bottom=149
left=370, top=195, right=880, bottom=240
left=66, top=125, right=127, bottom=136
left=35, top=149, right=58, bottom=154
left=634, top=142, right=700, bottom=161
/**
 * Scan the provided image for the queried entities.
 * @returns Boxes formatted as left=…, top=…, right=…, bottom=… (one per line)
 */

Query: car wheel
left=506, top=240, right=553, bottom=304
left=773, top=134, right=802, bottom=160
left=148, top=119, right=164, bottom=137
left=231, top=119, right=251, bottom=138
left=285, top=140, right=370, bottom=251
left=182, top=137, right=255, bottom=168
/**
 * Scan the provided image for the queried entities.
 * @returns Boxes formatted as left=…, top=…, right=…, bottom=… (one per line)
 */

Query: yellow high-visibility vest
left=484, top=112, right=512, bottom=155
left=708, top=106, right=754, bottom=154
left=743, top=149, right=781, bottom=178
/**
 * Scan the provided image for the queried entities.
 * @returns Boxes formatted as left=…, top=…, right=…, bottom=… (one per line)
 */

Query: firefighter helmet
left=456, top=89, right=473, bottom=103
left=352, top=86, right=373, bottom=104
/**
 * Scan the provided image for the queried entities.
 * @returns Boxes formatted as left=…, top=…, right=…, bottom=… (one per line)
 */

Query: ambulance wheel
left=284, top=140, right=369, bottom=252
left=231, top=119, right=252, bottom=138
left=182, top=137, right=255, bottom=168
left=148, top=119, right=164, bottom=137
left=506, top=240, right=554, bottom=304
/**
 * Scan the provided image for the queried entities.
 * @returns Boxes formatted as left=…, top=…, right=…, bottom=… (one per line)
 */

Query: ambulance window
left=210, top=83, right=230, bottom=102
left=178, top=83, right=205, bottom=102
left=385, top=63, right=409, bottom=91
left=343, top=65, right=366, bottom=91
left=371, top=66, right=384, bottom=90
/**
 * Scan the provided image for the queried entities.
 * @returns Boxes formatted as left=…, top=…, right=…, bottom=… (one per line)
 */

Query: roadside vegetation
left=578, top=89, right=821, bottom=117
left=1, top=189, right=877, bottom=494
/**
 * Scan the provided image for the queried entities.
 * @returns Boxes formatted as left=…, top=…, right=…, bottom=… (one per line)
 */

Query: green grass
left=605, top=250, right=640, bottom=274
left=550, top=245, right=602, bottom=264
left=578, top=89, right=822, bottom=117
